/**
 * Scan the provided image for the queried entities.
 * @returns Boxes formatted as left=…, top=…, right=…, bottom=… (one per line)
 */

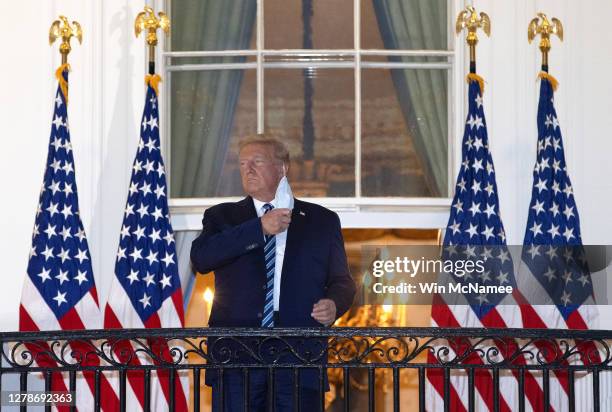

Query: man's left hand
left=311, top=299, right=336, bottom=326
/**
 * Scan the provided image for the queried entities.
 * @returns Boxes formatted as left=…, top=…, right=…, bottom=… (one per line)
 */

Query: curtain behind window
left=170, top=0, right=256, bottom=197
left=373, top=0, right=448, bottom=196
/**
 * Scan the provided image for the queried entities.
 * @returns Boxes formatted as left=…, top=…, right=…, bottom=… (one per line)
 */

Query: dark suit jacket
left=190, top=196, right=356, bottom=387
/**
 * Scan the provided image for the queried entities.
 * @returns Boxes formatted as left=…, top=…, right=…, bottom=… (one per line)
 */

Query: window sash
left=160, top=0, right=465, bottom=228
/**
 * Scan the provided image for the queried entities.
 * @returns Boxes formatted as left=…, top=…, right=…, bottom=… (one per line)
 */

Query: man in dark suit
left=190, top=136, right=356, bottom=411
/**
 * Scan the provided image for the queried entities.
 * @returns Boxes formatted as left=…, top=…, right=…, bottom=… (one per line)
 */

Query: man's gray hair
left=239, top=135, right=290, bottom=165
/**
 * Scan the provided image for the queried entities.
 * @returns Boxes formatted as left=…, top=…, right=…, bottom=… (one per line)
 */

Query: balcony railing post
left=418, top=367, right=426, bottom=412
left=144, top=369, right=151, bottom=412
left=94, top=370, right=101, bottom=412
left=518, top=368, right=525, bottom=412
left=68, top=370, right=76, bottom=412
left=593, top=369, right=600, bottom=412
left=568, top=369, right=575, bottom=412
left=343, top=367, right=350, bottom=412
left=392, top=367, right=400, bottom=412
left=193, top=368, right=200, bottom=412
left=543, top=369, right=550, bottom=412
left=45, top=370, right=52, bottom=412
left=19, top=372, right=27, bottom=412
left=119, top=369, right=127, bottom=412
left=368, top=367, right=375, bottom=412
left=443, top=368, right=450, bottom=412
left=468, top=368, right=475, bottom=412
left=492, top=368, right=500, bottom=412
left=169, top=368, right=176, bottom=412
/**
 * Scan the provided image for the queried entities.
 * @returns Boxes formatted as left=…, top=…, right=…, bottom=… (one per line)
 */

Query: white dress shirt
left=252, top=198, right=287, bottom=311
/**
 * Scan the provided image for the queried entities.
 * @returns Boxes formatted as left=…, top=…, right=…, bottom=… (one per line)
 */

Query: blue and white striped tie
left=261, top=203, right=275, bottom=327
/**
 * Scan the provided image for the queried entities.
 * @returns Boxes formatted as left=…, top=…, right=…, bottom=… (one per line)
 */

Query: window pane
left=170, top=70, right=257, bottom=198
left=170, top=0, right=257, bottom=51
left=361, top=0, right=448, bottom=50
left=264, top=0, right=353, bottom=49
left=361, top=68, right=448, bottom=197
left=265, top=69, right=355, bottom=197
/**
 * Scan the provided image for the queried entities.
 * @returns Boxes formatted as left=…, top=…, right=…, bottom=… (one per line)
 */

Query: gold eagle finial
left=135, top=6, right=170, bottom=74
left=456, top=6, right=491, bottom=69
left=49, top=16, right=82, bottom=65
left=135, top=6, right=170, bottom=47
left=528, top=13, right=563, bottom=68
left=456, top=6, right=491, bottom=42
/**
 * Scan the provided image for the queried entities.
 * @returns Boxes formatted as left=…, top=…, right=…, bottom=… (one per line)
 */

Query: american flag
left=103, top=75, right=188, bottom=411
left=521, top=74, right=593, bottom=316
left=19, top=67, right=119, bottom=411
left=518, top=73, right=598, bottom=410
left=427, top=77, right=546, bottom=411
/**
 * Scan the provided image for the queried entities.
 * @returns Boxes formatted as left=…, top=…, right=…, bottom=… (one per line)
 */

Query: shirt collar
left=252, top=197, right=276, bottom=214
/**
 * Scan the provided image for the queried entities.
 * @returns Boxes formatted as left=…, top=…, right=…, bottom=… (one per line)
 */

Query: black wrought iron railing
left=0, top=327, right=610, bottom=411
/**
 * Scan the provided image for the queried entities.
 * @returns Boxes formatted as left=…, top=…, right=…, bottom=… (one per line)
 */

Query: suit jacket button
left=262, top=285, right=267, bottom=290
left=257, top=312, right=262, bottom=318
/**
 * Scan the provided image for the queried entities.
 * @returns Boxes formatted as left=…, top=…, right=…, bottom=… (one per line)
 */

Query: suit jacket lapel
left=236, top=196, right=257, bottom=222
left=236, top=196, right=267, bottom=283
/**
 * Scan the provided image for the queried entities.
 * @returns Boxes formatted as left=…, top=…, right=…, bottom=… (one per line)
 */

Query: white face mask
left=274, top=174, right=294, bottom=210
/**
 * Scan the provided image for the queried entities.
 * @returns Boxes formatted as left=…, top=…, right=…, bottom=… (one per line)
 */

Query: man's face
left=239, top=143, right=284, bottom=201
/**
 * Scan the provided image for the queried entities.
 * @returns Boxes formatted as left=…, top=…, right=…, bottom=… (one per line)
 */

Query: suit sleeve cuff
left=241, top=216, right=266, bottom=252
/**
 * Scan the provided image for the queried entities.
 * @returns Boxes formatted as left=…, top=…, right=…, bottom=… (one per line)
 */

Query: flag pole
left=455, top=6, right=490, bottom=75
left=528, top=13, right=564, bottom=73
left=135, top=6, right=170, bottom=75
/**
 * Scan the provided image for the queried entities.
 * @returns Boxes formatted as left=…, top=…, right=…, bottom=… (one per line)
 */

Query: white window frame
left=156, top=0, right=468, bottom=231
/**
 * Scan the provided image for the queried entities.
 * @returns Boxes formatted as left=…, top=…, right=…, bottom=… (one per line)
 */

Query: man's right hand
left=261, top=208, right=292, bottom=235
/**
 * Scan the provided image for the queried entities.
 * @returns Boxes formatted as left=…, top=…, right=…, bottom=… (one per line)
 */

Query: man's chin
left=244, top=185, right=262, bottom=196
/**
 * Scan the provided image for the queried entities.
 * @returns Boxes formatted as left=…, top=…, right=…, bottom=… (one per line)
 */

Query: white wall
left=1, top=0, right=612, bottom=331
left=472, top=0, right=612, bottom=329
left=473, top=0, right=612, bottom=246
left=0, top=0, right=145, bottom=330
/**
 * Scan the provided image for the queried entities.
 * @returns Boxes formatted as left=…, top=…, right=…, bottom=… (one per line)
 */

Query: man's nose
left=243, top=162, right=256, bottom=174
